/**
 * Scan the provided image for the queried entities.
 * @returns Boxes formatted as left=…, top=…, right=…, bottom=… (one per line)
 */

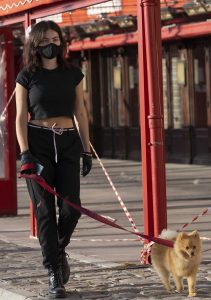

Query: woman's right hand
left=20, top=150, right=43, bottom=175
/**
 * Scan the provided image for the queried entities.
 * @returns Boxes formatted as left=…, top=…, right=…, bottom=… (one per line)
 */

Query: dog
left=151, top=229, right=201, bottom=297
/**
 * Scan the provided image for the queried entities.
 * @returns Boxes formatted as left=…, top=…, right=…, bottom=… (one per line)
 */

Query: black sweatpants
left=26, top=123, right=82, bottom=268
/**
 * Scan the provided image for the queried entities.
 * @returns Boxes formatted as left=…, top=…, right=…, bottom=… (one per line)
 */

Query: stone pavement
left=0, top=159, right=211, bottom=299
left=0, top=240, right=211, bottom=300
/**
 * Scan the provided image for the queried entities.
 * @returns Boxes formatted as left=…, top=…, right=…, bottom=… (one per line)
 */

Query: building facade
left=3, top=0, right=211, bottom=164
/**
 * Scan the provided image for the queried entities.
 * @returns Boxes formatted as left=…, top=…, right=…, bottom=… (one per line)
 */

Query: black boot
left=59, top=251, right=70, bottom=285
left=48, top=265, right=66, bottom=298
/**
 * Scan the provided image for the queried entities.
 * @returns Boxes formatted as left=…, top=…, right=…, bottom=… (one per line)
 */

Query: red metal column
left=0, top=28, right=17, bottom=215
left=137, top=0, right=167, bottom=242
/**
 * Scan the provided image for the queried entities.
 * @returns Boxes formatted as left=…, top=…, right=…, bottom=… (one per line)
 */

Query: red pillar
left=0, top=28, right=17, bottom=215
left=137, top=0, right=167, bottom=244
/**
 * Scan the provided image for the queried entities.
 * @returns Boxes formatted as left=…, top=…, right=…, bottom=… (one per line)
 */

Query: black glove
left=20, top=149, right=43, bottom=175
left=81, top=151, right=92, bottom=177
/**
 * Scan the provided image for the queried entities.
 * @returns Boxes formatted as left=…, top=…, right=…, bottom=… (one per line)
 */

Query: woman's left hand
left=81, top=152, right=92, bottom=176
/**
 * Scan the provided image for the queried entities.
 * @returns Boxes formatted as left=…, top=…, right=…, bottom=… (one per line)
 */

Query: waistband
left=28, top=122, right=77, bottom=163
left=28, top=122, right=75, bottom=132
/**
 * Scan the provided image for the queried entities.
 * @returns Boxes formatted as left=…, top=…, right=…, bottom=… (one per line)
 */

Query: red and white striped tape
left=90, top=142, right=142, bottom=237
left=73, top=116, right=142, bottom=239
left=179, top=207, right=211, bottom=231
left=0, top=89, right=15, bottom=122
left=140, top=241, right=154, bottom=264
left=71, top=238, right=137, bottom=242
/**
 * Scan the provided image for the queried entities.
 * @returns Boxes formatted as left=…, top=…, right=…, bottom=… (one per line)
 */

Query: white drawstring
left=51, top=123, right=64, bottom=135
left=28, top=123, right=74, bottom=163
left=51, top=123, right=64, bottom=163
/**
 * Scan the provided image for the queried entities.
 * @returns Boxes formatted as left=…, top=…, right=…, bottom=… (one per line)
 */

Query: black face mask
left=37, top=43, right=63, bottom=59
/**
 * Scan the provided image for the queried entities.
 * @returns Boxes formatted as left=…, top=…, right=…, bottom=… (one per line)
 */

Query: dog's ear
left=178, top=232, right=187, bottom=240
left=189, top=230, right=199, bottom=238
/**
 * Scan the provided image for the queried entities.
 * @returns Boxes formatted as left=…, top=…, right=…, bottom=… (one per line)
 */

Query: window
left=87, top=0, right=122, bottom=15
left=162, top=58, right=168, bottom=129
left=171, top=56, right=184, bottom=129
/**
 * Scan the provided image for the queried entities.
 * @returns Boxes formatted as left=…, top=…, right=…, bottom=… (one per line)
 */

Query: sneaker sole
left=48, top=292, right=67, bottom=299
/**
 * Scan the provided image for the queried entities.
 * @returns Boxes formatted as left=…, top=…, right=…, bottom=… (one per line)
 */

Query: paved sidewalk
left=0, top=159, right=211, bottom=299
left=0, top=239, right=211, bottom=300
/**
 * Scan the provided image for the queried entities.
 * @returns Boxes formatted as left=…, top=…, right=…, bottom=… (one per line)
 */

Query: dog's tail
left=151, top=229, right=176, bottom=267
left=159, top=229, right=177, bottom=241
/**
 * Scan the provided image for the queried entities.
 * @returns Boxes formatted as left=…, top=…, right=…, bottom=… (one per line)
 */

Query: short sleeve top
left=15, top=64, right=84, bottom=120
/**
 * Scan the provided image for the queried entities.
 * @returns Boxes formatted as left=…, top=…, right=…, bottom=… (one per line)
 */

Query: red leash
left=19, top=170, right=173, bottom=248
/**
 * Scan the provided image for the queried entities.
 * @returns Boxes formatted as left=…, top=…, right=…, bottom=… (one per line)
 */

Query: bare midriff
left=30, top=116, right=74, bottom=128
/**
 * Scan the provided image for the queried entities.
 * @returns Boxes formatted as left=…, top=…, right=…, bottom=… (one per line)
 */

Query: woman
left=15, top=20, right=92, bottom=299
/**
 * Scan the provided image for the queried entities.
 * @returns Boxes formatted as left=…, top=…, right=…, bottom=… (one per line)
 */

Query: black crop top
left=16, top=64, right=84, bottom=120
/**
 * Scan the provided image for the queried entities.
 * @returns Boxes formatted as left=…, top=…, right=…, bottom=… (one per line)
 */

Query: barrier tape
left=90, top=138, right=211, bottom=256
left=88, top=149, right=211, bottom=258
left=71, top=238, right=138, bottom=242
left=0, top=89, right=15, bottom=122
left=140, top=241, right=154, bottom=265
left=179, top=207, right=211, bottom=231
left=89, top=142, right=140, bottom=236
left=203, top=248, right=211, bottom=253
left=74, top=115, right=141, bottom=237
left=19, top=171, right=174, bottom=248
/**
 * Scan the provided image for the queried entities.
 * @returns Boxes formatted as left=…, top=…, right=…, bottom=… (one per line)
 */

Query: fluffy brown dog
left=151, top=229, right=201, bottom=297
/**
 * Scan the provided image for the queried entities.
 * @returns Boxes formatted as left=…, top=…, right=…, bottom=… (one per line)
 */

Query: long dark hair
left=24, top=20, right=68, bottom=71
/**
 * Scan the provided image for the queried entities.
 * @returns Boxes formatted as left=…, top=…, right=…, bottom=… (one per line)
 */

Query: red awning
left=0, top=0, right=65, bottom=17
left=162, top=20, right=211, bottom=40
left=69, top=32, right=137, bottom=50
left=69, top=20, right=211, bottom=51
left=0, top=0, right=109, bottom=20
